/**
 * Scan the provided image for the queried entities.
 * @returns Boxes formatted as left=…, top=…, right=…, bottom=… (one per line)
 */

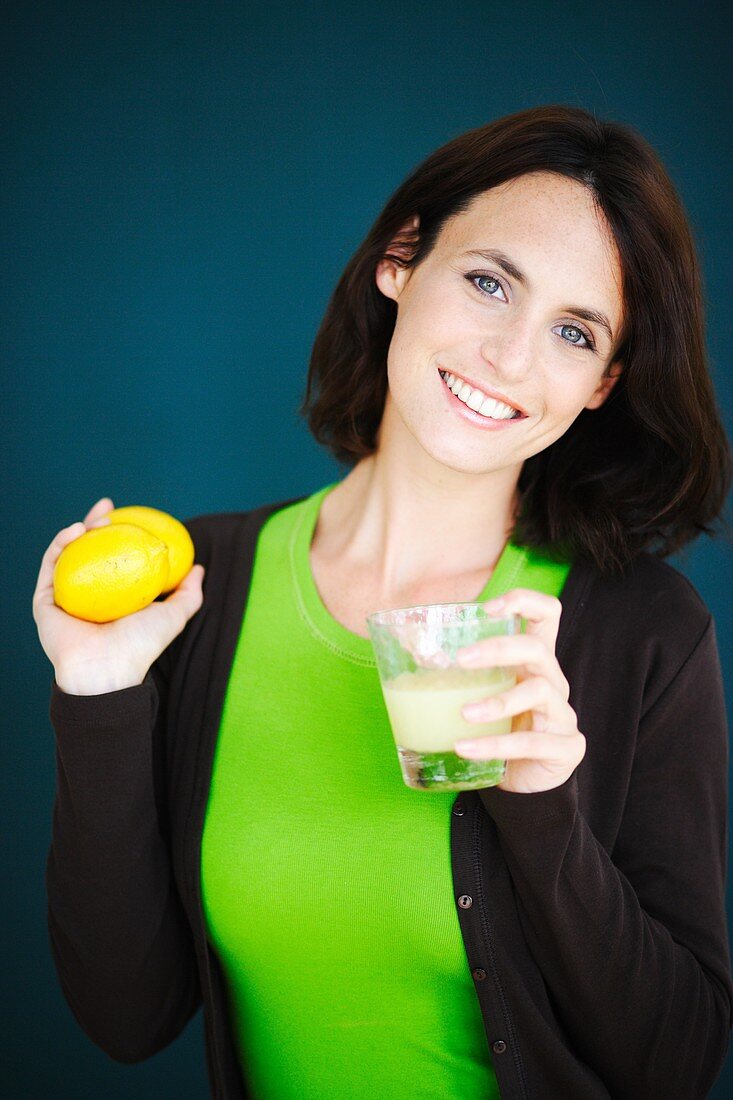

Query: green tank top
left=200, top=482, right=573, bottom=1099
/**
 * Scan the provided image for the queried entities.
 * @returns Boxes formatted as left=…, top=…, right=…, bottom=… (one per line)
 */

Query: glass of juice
left=366, top=603, right=523, bottom=791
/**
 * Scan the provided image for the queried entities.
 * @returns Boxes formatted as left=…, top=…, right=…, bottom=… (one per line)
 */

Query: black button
left=452, top=802, right=465, bottom=816
left=492, top=1040, right=507, bottom=1054
left=472, top=968, right=487, bottom=981
left=458, top=894, right=473, bottom=909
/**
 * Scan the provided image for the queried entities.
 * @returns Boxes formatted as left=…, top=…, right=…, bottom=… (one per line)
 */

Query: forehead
left=440, top=170, right=623, bottom=294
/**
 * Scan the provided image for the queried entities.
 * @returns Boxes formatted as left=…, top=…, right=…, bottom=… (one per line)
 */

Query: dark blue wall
left=5, top=1, right=731, bottom=1095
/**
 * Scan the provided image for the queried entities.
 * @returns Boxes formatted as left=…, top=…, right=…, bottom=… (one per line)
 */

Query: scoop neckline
left=288, top=481, right=529, bottom=667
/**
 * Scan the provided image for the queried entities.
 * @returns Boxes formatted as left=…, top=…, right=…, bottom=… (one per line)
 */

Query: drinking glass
left=366, top=603, right=523, bottom=791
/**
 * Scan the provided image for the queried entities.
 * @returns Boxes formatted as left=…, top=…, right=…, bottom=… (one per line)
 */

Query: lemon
left=53, top=523, right=170, bottom=623
left=105, top=505, right=195, bottom=592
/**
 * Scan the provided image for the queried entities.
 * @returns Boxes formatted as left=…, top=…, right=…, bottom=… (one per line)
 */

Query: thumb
left=182, top=563, right=206, bottom=595
left=158, top=563, right=205, bottom=618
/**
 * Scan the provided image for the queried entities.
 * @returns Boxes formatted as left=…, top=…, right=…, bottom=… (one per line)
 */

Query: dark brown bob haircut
left=299, top=104, right=732, bottom=577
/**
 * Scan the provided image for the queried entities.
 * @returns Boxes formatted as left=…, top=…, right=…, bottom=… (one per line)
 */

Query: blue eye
left=464, top=271, right=597, bottom=353
left=555, top=323, right=595, bottom=353
left=468, top=273, right=506, bottom=299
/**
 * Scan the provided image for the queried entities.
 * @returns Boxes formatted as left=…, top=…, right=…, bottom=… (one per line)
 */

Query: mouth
left=438, top=369, right=528, bottom=422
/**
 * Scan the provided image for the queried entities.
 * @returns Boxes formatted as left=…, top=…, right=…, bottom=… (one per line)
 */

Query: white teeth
left=479, top=396, right=513, bottom=419
left=439, top=370, right=520, bottom=420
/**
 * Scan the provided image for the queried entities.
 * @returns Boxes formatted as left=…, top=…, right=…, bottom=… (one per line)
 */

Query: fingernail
left=484, top=596, right=505, bottom=611
left=456, top=646, right=482, bottom=664
left=470, top=698, right=501, bottom=716
left=455, top=741, right=480, bottom=755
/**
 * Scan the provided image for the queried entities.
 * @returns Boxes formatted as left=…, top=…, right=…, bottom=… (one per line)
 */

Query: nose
left=480, top=312, right=535, bottom=380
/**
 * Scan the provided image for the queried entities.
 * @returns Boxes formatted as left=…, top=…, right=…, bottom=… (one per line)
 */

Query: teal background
left=4, top=1, right=732, bottom=1095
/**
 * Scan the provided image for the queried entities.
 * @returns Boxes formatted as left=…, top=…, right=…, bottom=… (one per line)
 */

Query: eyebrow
left=459, top=248, right=615, bottom=345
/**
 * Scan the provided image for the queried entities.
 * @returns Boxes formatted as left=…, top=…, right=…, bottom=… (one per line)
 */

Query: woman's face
left=375, top=170, right=625, bottom=475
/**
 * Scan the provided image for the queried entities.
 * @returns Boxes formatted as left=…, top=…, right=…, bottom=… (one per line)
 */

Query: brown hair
left=298, top=104, right=732, bottom=577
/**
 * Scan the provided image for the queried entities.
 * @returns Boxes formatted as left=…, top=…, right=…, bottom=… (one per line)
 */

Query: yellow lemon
left=53, top=523, right=169, bottom=623
left=105, top=505, right=195, bottom=592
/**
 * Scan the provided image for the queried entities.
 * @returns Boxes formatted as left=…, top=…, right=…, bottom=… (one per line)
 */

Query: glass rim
left=365, top=602, right=521, bottom=627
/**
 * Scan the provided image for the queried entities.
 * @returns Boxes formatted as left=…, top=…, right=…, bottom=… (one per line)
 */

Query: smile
left=438, top=369, right=527, bottom=422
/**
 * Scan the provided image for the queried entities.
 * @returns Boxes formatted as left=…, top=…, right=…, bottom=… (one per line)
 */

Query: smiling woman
left=40, top=103, right=733, bottom=1100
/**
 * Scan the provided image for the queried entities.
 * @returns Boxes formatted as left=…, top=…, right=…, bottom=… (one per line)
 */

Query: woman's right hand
left=32, top=497, right=206, bottom=695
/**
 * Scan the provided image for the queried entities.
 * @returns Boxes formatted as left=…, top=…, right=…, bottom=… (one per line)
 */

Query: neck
left=316, top=410, right=523, bottom=599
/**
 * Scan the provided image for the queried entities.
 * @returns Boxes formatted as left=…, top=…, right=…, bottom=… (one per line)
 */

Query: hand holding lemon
left=32, top=498, right=206, bottom=696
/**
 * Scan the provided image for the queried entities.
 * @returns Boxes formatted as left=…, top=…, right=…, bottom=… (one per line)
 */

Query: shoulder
left=567, top=549, right=711, bottom=629
left=562, top=550, right=714, bottom=708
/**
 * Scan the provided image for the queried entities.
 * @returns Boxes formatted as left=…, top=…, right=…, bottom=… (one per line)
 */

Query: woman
left=35, top=105, right=732, bottom=1098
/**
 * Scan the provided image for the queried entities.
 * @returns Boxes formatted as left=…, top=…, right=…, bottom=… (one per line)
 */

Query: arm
left=478, top=616, right=733, bottom=1098
left=46, top=650, right=202, bottom=1063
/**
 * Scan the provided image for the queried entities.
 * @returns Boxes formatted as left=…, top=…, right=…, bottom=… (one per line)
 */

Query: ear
left=376, top=214, right=420, bottom=302
left=585, top=362, right=623, bottom=410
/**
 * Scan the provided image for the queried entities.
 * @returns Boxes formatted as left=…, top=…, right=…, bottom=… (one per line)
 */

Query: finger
left=456, top=633, right=569, bottom=698
left=32, top=522, right=90, bottom=613
left=151, top=564, right=206, bottom=637
left=34, top=501, right=115, bottom=613
left=455, top=729, right=586, bottom=765
left=83, top=497, right=115, bottom=525
left=483, top=588, right=563, bottom=649
left=461, top=675, right=572, bottom=728
left=33, top=511, right=113, bottom=616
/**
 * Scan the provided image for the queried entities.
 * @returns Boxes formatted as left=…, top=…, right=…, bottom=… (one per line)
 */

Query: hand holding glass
left=366, top=603, right=523, bottom=791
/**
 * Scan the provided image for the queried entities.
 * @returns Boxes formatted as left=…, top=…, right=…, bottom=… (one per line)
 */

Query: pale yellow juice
left=381, top=665, right=516, bottom=751
left=379, top=664, right=516, bottom=790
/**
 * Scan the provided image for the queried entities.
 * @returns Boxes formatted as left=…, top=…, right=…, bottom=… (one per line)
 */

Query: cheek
left=385, top=315, right=437, bottom=391
left=385, top=350, right=439, bottom=420
left=545, top=390, right=578, bottom=418
left=394, top=284, right=467, bottom=350
left=535, top=381, right=599, bottom=439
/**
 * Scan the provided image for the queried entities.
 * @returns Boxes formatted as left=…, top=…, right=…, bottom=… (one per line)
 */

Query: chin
left=417, top=433, right=500, bottom=476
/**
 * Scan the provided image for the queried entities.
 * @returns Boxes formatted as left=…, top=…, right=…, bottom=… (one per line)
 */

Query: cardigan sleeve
left=478, top=614, right=733, bottom=1099
left=45, top=652, right=202, bottom=1063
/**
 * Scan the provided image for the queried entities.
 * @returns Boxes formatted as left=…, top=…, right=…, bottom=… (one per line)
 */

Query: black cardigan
left=45, top=495, right=733, bottom=1099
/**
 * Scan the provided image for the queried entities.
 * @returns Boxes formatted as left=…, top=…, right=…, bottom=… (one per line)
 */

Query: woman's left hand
left=454, top=589, right=586, bottom=794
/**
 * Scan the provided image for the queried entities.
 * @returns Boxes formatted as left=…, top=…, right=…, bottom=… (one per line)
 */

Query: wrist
left=54, top=664, right=144, bottom=696
left=479, top=769, right=579, bottom=824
